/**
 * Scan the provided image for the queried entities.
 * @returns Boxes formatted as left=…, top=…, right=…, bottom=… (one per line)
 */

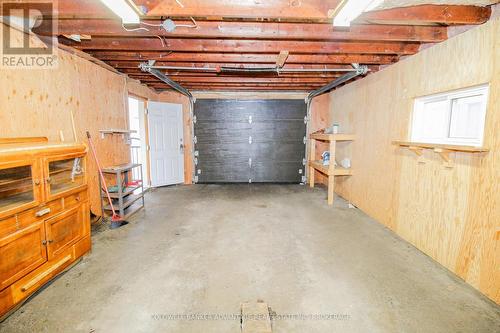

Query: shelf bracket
left=434, top=148, right=454, bottom=168
left=409, top=146, right=425, bottom=163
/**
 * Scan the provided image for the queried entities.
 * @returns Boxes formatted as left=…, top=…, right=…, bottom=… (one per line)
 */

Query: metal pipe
left=278, top=68, right=362, bottom=73
left=220, top=66, right=277, bottom=73
left=144, top=65, right=363, bottom=73
left=139, top=61, right=194, bottom=100
left=145, top=66, right=218, bottom=72
left=306, top=65, right=368, bottom=103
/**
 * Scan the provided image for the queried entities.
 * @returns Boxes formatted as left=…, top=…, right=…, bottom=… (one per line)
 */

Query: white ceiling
left=374, top=0, right=499, bottom=10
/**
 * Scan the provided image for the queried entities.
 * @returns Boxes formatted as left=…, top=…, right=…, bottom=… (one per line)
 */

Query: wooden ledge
left=310, top=133, right=355, bottom=141
left=309, top=160, right=353, bottom=176
left=393, top=141, right=489, bottom=168
left=392, top=141, right=489, bottom=153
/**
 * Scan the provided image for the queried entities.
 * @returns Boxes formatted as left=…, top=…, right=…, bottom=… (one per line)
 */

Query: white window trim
left=410, top=84, right=489, bottom=147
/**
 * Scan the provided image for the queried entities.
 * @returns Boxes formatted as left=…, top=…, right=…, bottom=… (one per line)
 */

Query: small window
left=411, top=85, right=489, bottom=147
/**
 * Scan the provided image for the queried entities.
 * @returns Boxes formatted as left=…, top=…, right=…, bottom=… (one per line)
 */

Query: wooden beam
left=276, top=51, right=289, bottom=67
left=52, top=0, right=339, bottom=21
left=90, top=52, right=396, bottom=65
left=63, top=38, right=420, bottom=55
left=142, top=0, right=341, bottom=21
left=36, top=19, right=447, bottom=43
left=358, top=5, right=491, bottom=26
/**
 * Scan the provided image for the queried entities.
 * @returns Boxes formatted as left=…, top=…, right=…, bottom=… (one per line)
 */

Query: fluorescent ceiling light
left=99, top=0, right=140, bottom=24
left=333, top=0, right=384, bottom=27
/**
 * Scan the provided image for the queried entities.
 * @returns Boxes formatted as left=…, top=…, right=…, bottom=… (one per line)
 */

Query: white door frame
left=147, top=101, right=184, bottom=187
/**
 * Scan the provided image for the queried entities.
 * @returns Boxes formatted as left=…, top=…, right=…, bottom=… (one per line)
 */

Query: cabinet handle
left=20, top=255, right=72, bottom=292
left=46, top=177, right=51, bottom=184
left=34, top=179, right=41, bottom=186
left=35, top=207, right=51, bottom=217
left=75, top=196, right=80, bottom=202
left=48, top=240, right=54, bottom=244
left=42, top=240, right=47, bottom=245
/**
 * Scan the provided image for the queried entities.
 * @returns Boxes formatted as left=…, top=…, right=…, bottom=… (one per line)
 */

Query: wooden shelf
left=393, top=141, right=489, bottom=167
left=103, top=185, right=142, bottom=198
left=309, top=132, right=355, bottom=205
left=102, top=163, right=142, bottom=174
left=309, top=161, right=353, bottom=176
left=98, top=129, right=136, bottom=142
left=99, top=129, right=136, bottom=135
left=103, top=193, right=144, bottom=211
left=392, top=141, right=489, bottom=153
left=310, top=133, right=355, bottom=141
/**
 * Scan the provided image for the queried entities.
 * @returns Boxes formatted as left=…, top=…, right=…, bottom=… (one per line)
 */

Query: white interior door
left=148, top=101, right=184, bottom=187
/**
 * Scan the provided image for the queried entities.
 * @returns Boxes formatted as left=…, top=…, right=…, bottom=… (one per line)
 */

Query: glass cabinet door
left=47, top=157, right=85, bottom=196
left=0, top=164, right=38, bottom=216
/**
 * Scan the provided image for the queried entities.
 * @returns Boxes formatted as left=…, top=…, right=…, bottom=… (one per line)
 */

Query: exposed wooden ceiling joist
left=37, top=20, right=448, bottom=42
left=34, top=0, right=495, bottom=92
left=62, top=38, right=420, bottom=55
left=357, top=4, right=491, bottom=25
left=88, top=52, right=397, bottom=65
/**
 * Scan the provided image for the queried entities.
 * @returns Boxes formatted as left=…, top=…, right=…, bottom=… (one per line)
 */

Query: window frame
left=410, top=84, right=489, bottom=147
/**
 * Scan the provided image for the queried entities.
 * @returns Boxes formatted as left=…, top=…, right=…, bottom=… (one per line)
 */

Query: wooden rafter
left=88, top=53, right=397, bottom=65
left=358, top=5, right=491, bottom=26
left=37, top=20, right=448, bottom=43
left=28, top=0, right=495, bottom=91
left=61, top=37, right=420, bottom=55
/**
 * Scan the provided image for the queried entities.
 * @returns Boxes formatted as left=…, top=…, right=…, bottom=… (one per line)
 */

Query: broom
left=86, top=131, right=128, bottom=229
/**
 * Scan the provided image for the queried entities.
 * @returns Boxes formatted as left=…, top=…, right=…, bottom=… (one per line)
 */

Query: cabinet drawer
left=63, top=190, right=87, bottom=210
left=16, top=199, right=63, bottom=228
left=0, top=200, right=62, bottom=239
left=0, top=222, right=47, bottom=291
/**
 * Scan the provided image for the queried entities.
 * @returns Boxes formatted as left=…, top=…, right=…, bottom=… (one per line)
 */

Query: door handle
left=180, top=143, right=185, bottom=150
left=35, top=207, right=51, bottom=217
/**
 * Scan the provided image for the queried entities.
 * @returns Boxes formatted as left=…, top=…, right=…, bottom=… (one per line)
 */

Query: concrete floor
left=1, top=184, right=499, bottom=333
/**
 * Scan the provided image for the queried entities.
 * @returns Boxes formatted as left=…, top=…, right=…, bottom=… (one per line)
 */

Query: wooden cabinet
left=0, top=222, right=47, bottom=290
left=45, top=205, right=87, bottom=259
left=0, top=138, right=91, bottom=319
left=0, top=160, right=44, bottom=219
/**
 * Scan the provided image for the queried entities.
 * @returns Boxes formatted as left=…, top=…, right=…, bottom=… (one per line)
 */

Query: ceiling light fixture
left=99, top=0, right=142, bottom=24
left=333, top=0, right=383, bottom=27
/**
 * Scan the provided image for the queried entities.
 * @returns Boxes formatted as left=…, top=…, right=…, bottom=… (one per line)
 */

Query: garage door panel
left=251, top=122, right=306, bottom=143
left=194, top=99, right=306, bottom=183
left=195, top=127, right=251, bottom=145
left=251, top=162, right=303, bottom=183
left=197, top=143, right=252, bottom=160
left=250, top=142, right=305, bottom=160
left=195, top=101, right=250, bottom=121
left=249, top=100, right=306, bottom=121
left=197, top=162, right=250, bottom=183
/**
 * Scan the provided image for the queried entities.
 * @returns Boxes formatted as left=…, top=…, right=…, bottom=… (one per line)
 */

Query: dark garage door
left=194, top=99, right=307, bottom=183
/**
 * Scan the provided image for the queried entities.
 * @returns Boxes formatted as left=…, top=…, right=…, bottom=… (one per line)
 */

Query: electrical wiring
left=175, top=17, right=198, bottom=28
left=121, top=24, right=149, bottom=32
left=156, top=35, right=166, bottom=47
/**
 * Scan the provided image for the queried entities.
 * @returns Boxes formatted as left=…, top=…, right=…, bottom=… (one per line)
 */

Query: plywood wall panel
left=309, top=93, right=330, bottom=186
left=0, top=24, right=188, bottom=215
left=329, top=18, right=500, bottom=303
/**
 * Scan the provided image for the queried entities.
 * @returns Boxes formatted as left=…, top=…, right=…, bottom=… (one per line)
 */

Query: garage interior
left=0, top=0, right=499, bottom=332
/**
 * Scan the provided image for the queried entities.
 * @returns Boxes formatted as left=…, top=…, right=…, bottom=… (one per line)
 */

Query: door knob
left=180, top=143, right=185, bottom=149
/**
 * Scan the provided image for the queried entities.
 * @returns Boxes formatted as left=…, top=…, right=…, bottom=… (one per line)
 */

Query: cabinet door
left=0, top=160, right=44, bottom=220
left=44, top=154, right=86, bottom=201
left=0, top=221, right=47, bottom=290
left=45, top=205, right=87, bottom=260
